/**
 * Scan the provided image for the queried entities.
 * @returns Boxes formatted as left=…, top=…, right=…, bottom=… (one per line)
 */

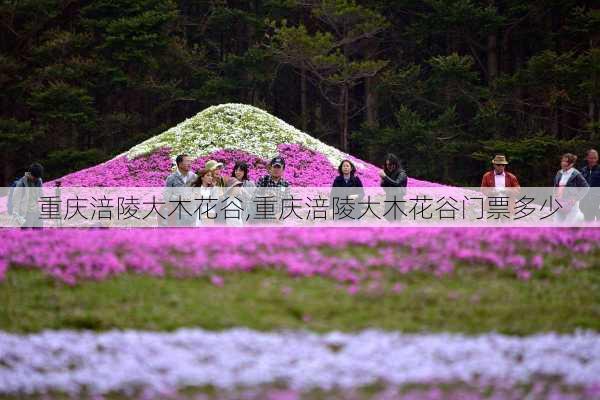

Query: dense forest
left=1, top=0, right=598, bottom=186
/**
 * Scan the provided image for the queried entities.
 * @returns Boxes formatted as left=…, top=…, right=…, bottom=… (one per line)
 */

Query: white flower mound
left=1, top=329, right=599, bottom=395
left=124, top=103, right=358, bottom=169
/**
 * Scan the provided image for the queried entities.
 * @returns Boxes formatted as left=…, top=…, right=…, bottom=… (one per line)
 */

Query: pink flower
left=281, top=286, right=293, bottom=296
left=210, top=275, right=224, bottom=287
left=392, top=283, right=405, bottom=294
left=347, top=285, right=360, bottom=295
left=517, top=270, right=532, bottom=281
left=531, top=255, right=544, bottom=270
left=267, top=389, right=300, bottom=400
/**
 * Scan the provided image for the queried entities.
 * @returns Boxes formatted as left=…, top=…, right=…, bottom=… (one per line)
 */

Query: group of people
left=164, top=148, right=599, bottom=224
left=6, top=148, right=599, bottom=227
left=163, top=153, right=408, bottom=224
left=165, top=154, right=407, bottom=225
left=164, top=155, right=290, bottom=225
left=480, top=149, right=600, bottom=222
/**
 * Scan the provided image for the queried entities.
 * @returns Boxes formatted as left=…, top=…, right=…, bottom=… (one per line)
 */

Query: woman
left=231, top=161, right=256, bottom=223
left=379, top=154, right=407, bottom=221
left=232, top=161, right=256, bottom=188
left=204, top=159, right=227, bottom=188
left=553, top=153, right=589, bottom=223
left=191, top=169, right=219, bottom=225
left=331, top=160, right=364, bottom=220
left=222, top=177, right=245, bottom=226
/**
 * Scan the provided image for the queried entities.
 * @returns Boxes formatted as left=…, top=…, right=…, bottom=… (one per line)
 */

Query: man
left=256, top=156, right=291, bottom=222
left=480, top=155, right=520, bottom=217
left=164, top=154, right=197, bottom=226
left=11, top=163, right=44, bottom=228
left=166, top=154, right=196, bottom=188
left=581, top=149, right=600, bottom=221
left=257, top=156, right=290, bottom=188
left=481, top=154, right=520, bottom=192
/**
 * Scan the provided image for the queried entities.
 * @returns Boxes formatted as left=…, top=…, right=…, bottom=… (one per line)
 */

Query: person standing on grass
left=257, top=156, right=290, bottom=188
left=256, top=156, right=290, bottom=222
left=165, top=154, right=196, bottom=189
left=232, top=161, right=256, bottom=222
left=205, top=159, right=226, bottom=188
left=580, top=149, right=600, bottom=222
left=10, top=163, right=44, bottom=228
left=480, top=155, right=520, bottom=194
left=164, top=154, right=196, bottom=226
left=553, top=153, right=589, bottom=223
left=221, top=177, right=245, bottom=226
left=204, top=159, right=228, bottom=222
left=480, top=155, right=521, bottom=216
left=379, top=154, right=407, bottom=221
left=191, top=169, right=219, bottom=225
left=331, top=159, right=364, bottom=220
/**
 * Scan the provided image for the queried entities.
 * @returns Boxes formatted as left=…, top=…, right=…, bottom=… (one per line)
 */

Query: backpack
left=7, top=177, right=21, bottom=215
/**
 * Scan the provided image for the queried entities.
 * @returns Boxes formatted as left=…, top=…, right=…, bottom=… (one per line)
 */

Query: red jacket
left=480, top=171, right=521, bottom=215
left=481, top=171, right=520, bottom=189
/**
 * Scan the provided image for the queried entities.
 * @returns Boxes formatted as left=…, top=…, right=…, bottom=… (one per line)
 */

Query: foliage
left=0, top=1, right=598, bottom=185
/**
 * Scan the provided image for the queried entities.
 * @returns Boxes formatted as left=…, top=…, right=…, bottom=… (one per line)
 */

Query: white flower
left=121, top=104, right=360, bottom=171
left=1, top=329, right=598, bottom=395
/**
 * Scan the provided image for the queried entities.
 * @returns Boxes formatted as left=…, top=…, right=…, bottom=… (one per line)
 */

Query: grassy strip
left=1, top=262, right=599, bottom=335
left=0, top=382, right=594, bottom=400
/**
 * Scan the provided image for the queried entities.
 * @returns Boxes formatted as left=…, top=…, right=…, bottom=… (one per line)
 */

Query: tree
left=271, top=0, right=389, bottom=151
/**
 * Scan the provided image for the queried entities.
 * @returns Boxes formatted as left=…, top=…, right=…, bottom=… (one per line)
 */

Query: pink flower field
left=46, top=144, right=442, bottom=189
left=0, top=102, right=597, bottom=286
left=0, top=147, right=598, bottom=286
left=1, top=103, right=599, bottom=399
left=0, top=227, right=598, bottom=286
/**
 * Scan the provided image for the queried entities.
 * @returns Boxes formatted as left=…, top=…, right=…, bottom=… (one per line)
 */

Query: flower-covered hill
left=0, top=102, right=591, bottom=287
left=47, top=103, right=444, bottom=188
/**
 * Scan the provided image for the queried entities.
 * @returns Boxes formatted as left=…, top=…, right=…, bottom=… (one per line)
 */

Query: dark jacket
left=553, top=169, right=589, bottom=188
left=381, top=168, right=407, bottom=188
left=330, top=175, right=364, bottom=219
left=381, top=168, right=407, bottom=200
left=331, top=175, right=364, bottom=201
left=332, top=175, right=364, bottom=188
left=553, top=168, right=589, bottom=202
left=581, top=165, right=600, bottom=188
left=11, top=173, right=43, bottom=225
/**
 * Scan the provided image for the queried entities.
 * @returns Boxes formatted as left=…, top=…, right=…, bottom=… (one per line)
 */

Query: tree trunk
left=337, top=86, right=349, bottom=152
left=365, top=76, right=378, bottom=128
left=551, top=109, right=560, bottom=138
left=300, top=65, right=308, bottom=131
left=365, top=38, right=379, bottom=128
left=340, top=86, right=349, bottom=152
left=590, top=35, right=599, bottom=139
left=487, top=33, right=498, bottom=82
left=514, top=39, right=524, bottom=123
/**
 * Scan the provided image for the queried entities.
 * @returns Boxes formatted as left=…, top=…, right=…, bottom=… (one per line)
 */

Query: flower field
left=1, top=329, right=599, bottom=398
left=1, top=104, right=599, bottom=399
left=0, top=227, right=598, bottom=286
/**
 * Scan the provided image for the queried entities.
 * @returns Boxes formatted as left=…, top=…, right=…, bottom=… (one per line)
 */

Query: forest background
left=0, top=0, right=598, bottom=186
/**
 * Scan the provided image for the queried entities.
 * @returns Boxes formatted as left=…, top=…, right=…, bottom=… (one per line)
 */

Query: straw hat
left=205, top=160, right=224, bottom=170
left=491, top=155, right=509, bottom=165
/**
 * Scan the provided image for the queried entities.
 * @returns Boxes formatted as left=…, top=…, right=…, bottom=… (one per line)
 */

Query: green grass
left=1, top=263, right=600, bottom=335
left=0, top=380, right=592, bottom=400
